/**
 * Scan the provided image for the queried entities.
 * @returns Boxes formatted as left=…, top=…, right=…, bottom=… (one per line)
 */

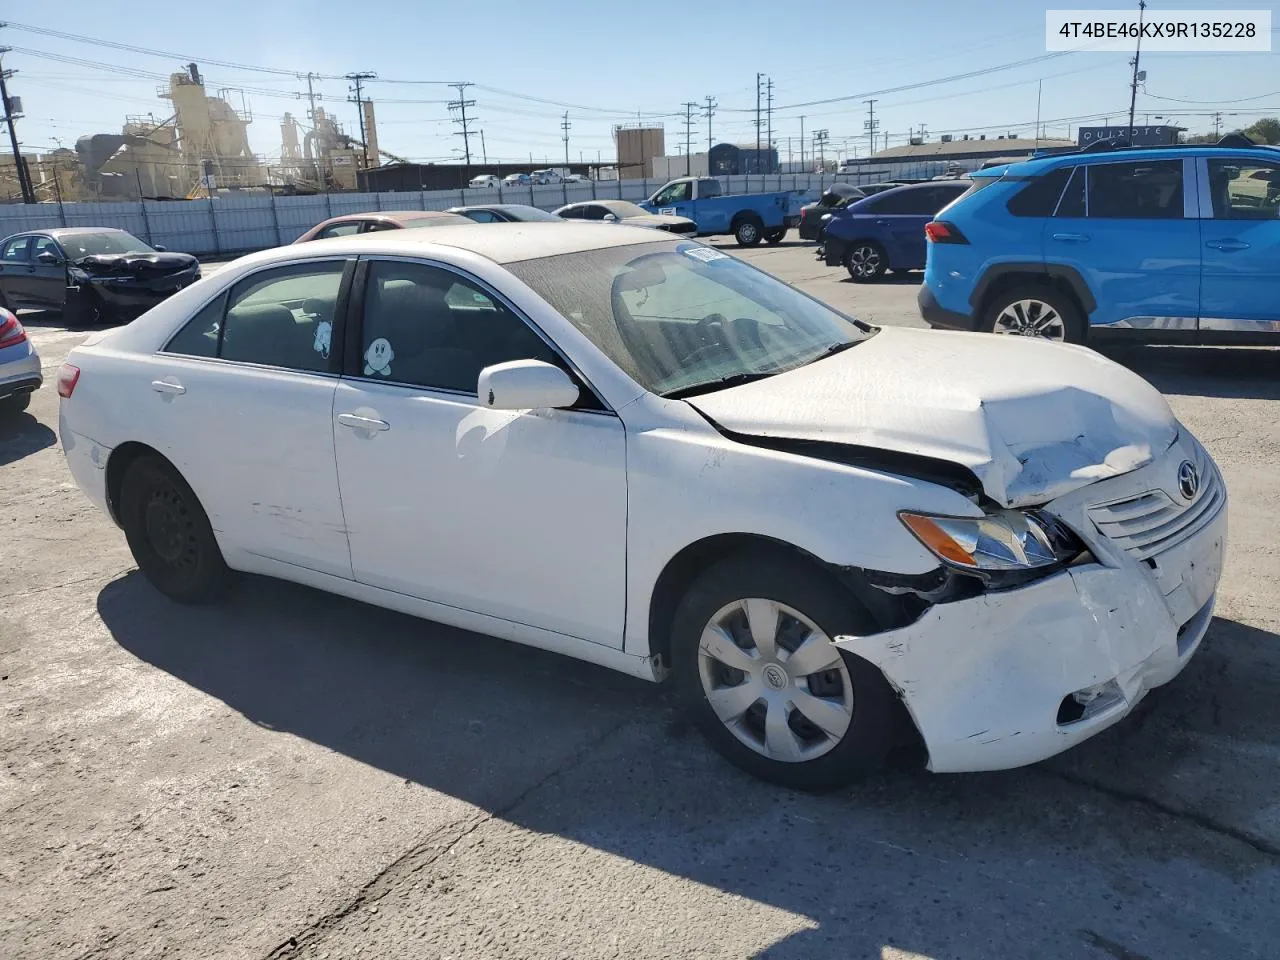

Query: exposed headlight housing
left=899, top=508, right=1084, bottom=585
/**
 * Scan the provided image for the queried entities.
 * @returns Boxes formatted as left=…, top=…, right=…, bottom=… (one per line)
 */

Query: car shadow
left=97, top=571, right=1280, bottom=957
left=1097, top=345, right=1280, bottom=401
left=0, top=410, right=57, bottom=465
left=838, top=271, right=921, bottom=286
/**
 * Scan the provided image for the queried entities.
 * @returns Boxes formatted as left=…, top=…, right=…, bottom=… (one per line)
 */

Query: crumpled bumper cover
left=836, top=504, right=1226, bottom=773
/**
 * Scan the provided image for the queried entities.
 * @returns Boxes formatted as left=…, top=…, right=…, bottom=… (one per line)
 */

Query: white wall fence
left=0, top=165, right=956, bottom=258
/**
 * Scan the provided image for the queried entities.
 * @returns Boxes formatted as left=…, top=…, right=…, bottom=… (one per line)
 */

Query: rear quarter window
left=1006, top=167, right=1073, bottom=217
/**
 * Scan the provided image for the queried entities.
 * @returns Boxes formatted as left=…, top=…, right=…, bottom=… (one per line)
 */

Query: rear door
left=1199, top=155, right=1280, bottom=332
left=873, top=187, right=956, bottom=268
left=1047, top=158, right=1200, bottom=330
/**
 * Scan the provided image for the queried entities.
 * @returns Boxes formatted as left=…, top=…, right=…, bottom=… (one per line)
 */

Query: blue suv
left=918, top=137, right=1280, bottom=343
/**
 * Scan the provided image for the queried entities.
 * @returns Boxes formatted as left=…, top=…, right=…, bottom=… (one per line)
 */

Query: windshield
left=62, top=231, right=154, bottom=258
left=505, top=205, right=563, bottom=221
left=600, top=200, right=650, bottom=218
left=506, top=239, right=872, bottom=397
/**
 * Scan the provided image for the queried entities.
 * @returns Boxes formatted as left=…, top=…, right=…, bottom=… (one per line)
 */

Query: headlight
left=899, top=509, right=1081, bottom=575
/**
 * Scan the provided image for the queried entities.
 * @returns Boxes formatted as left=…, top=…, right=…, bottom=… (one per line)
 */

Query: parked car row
left=468, top=170, right=592, bottom=189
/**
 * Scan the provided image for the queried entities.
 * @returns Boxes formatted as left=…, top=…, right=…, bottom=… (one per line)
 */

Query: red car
left=293, top=210, right=471, bottom=243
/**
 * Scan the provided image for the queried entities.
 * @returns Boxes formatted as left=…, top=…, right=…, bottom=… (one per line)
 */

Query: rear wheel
left=981, top=285, right=1085, bottom=344
left=672, top=551, right=899, bottom=791
left=734, top=216, right=764, bottom=247
left=844, top=241, right=887, bottom=282
left=0, top=392, right=31, bottom=415
left=764, top=228, right=786, bottom=245
left=119, top=455, right=231, bottom=604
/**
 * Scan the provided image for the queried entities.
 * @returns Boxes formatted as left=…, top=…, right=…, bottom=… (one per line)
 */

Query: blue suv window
left=1006, top=167, right=1074, bottom=217
left=1086, top=160, right=1183, bottom=219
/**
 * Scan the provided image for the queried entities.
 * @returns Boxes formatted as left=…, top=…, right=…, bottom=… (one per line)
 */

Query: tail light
left=0, top=309, right=26, bottom=349
left=925, top=221, right=968, bottom=244
left=57, top=363, right=81, bottom=399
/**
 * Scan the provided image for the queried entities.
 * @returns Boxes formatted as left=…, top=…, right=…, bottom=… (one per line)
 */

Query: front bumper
left=83, top=267, right=200, bottom=315
left=917, top=283, right=980, bottom=331
left=837, top=444, right=1227, bottom=773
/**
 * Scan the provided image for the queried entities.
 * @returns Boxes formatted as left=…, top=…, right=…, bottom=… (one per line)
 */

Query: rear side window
left=1006, top=167, right=1073, bottom=217
left=698, top=179, right=722, bottom=198
left=1087, top=160, right=1183, bottom=219
left=949, top=176, right=1000, bottom=206
left=163, top=293, right=226, bottom=358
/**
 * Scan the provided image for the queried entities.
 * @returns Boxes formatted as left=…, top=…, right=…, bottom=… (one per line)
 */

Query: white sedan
left=58, top=224, right=1226, bottom=789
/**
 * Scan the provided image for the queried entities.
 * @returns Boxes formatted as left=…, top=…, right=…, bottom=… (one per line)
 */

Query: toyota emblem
left=1177, top=460, right=1199, bottom=501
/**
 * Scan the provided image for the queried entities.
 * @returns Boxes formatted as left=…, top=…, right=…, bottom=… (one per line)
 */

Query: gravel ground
left=2, top=237, right=1279, bottom=960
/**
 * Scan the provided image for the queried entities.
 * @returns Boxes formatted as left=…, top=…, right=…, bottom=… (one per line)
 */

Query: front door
left=1199, top=156, right=1280, bottom=331
left=150, top=259, right=354, bottom=578
left=28, top=236, right=70, bottom=309
left=332, top=257, right=628, bottom=647
left=1046, top=158, right=1201, bottom=330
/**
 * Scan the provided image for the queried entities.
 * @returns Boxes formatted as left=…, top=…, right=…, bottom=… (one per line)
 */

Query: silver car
left=0, top=308, right=41, bottom=415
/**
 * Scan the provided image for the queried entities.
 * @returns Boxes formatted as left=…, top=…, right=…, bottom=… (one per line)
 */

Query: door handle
left=151, top=379, right=186, bottom=396
left=337, top=413, right=389, bottom=432
left=875, top=219, right=889, bottom=226
left=1206, top=239, right=1250, bottom=252
left=1051, top=232, right=1090, bottom=243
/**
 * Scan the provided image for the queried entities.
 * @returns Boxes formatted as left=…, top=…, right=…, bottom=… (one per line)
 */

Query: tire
left=671, top=551, right=900, bottom=791
left=63, top=287, right=103, bottom=330
left=843, top=241, right=887, bottom=282
left=0, top=392, right=31, bottom=415
left=980, top=284, right=1086, bottom=344
left=119, top=455, right=231, bottom=604
left=764, top=228, right=786, bottom=245
left=733, top=215, right=764, bottom=247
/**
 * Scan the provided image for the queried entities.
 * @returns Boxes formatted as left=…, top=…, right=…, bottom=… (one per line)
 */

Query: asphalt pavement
left=2, top=238, right=1279, bottom=960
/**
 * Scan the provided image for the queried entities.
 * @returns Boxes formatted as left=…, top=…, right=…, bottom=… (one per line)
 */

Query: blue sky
left=5, top=0, right=1278, bottom=168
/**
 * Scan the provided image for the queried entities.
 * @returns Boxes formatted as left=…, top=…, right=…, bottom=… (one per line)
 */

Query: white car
left=530, top=169, right=562, bottom=185
left=468, top=175, right=501, bottom=189
left=57, top=225, right=1226, bottom=790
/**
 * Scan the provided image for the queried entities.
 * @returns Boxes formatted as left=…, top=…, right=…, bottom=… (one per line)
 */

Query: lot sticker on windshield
left=681, top=245, right=729, bottom=263
left=364, top=337, right=395, bottom=377
left=312, top=320, right=332, bottom=359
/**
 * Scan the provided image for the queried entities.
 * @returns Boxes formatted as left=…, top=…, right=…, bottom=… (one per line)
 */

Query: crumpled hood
left=685, top=327, right=1178, bottom=507
left=76, top=251, right=199, bottom=277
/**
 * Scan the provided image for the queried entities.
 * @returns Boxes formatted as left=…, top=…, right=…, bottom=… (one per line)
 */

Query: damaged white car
left=58, top=224, right=1226, bottom=790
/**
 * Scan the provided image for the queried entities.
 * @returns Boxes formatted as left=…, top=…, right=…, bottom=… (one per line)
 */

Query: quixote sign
left=1077, top=125, right=1181, bottom=147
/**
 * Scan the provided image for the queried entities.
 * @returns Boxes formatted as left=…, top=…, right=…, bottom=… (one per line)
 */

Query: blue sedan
left=823, top=181, right=971, bottom=282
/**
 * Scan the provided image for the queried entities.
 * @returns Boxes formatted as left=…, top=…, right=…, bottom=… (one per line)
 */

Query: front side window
left=31, top=236, right=63, bottom=260
left=317, top=222, right=363, bottom=239
left=357, top=260, right=559, bottom=394
left=2, top=237, right=33, bottom=261
left=506, top=240, right=873, bottom=398
left=462, top=209, right=498, bottom=223
left=1208, top=159, right=1280, bottom=219
left=1087, top=160, right=1183, bottom=219
left=651, top=181, right=692, bottom=205
left=164, top=262, right=344, bottom=372
left=581, top=205, right=608, bottom=221
left=559, top=206, right=586, bottom=220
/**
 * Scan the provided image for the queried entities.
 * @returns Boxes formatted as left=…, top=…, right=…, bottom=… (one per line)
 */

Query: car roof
left=1010, top=143, right=1280, bottom=175
left=240, top=221, right=672, bottom=267
left=6, top=227, right=132, bottom=239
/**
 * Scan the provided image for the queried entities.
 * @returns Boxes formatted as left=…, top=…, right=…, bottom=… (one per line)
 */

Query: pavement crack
left=264, top=715, right=641, bottom=959
left=1042, top=767, right=1280, bottom=858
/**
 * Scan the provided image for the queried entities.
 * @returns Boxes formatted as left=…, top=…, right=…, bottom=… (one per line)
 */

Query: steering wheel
left=680, top=313, right=732, bottom=367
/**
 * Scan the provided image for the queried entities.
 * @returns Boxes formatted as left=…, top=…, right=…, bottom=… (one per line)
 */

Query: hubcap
left=740, top=222, right=758, bottom=242
left=992, top=298, right=1066, bottom=340
left=697, top=598, right=854, bottom=763
left=847, top=245, right=881, bottom=277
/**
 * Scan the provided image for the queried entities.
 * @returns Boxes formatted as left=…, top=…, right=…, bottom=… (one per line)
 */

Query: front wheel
left=764, top=228, right=786, bottom=245
left=671, top=551, right=899, bottom=791
left=734, top=216, right=764, bottom=247
left=119, top=455, right=231, bottom=604
left=844, top=242, right=887, bottom=282
left=981, top=285, right=1085, bottom=344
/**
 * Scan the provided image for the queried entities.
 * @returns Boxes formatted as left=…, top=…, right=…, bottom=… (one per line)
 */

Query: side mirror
left=37, top=250, right=63, bottom=265
left=478, top=359, right=579, bottom=410
left=153, top=244, right=167, bottom=252
left=602, top=213, right=619, bottom=223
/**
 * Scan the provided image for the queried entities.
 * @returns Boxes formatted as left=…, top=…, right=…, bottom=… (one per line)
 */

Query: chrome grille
left=1087, top=448, right=1224, bottom=562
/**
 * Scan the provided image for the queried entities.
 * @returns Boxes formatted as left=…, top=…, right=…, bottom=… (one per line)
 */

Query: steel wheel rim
left=697, top=598, right=854, bottom=763
left=143, top=481, right=199, bottom=571
left=739, top=222, right=758, bottom=243
left=848, top=245, right=881, bottom=277
left=992, top=299, right=1066, bottom=341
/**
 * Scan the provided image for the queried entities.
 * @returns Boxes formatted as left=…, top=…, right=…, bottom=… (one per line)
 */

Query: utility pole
left=918, top=123, right=929, bottom=142
left=1212, top=112, right=1223, bottom=137
left=814, top=129, right=829, bottom=172
left=299, top=71, right=329, bottom=188
left=755, top=72, right=764, bottom=171
left=0, top=48, right=36, bottom=204
left=479, top=129, right=488, bottom=165
left=703, top=95, right=716, bottom=152
left=799, top=115, right=806, bottom=169
left=863, top=99, right=879, bottom=161
left=345, top=71, right=377, bottom=166
left=561, top=112, right=571, bottom=167
left=448, top=81, right=477, bottom=165
left=765, top=77, right=774, bottom=173
left=683, top=101, right=697, bottom=176
left=1126, top=0, right=1147, bottom=135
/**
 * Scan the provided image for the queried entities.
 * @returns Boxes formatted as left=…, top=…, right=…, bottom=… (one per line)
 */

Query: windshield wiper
left=662, top=372, right=778, bottom=400
left=804, top=340, right=863, bottom=365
